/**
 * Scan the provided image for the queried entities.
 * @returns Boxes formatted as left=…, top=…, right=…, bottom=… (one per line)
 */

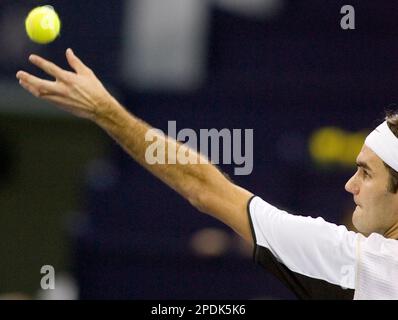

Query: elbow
left=185, top=184, right=212, bottom=214
left=181, top=166, right=224, bottom=215
left=186, top=190, right=209, bottom=214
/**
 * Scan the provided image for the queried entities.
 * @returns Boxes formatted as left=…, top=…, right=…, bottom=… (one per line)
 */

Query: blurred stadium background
left=0, top=0, right=397, bottom=299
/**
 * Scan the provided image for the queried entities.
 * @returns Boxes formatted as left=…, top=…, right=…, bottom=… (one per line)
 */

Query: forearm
left=94, top=98, right=225, bottom=208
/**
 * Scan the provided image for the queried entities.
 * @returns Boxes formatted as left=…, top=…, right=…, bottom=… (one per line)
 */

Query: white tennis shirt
left=248, top=196, right=398, bottom=300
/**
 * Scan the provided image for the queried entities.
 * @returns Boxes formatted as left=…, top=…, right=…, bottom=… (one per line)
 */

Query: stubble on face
left=350, top=146, right=397, bottom=236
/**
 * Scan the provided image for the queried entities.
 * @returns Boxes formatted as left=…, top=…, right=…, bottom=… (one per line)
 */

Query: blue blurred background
left=0, top=0, right=397, bottom=299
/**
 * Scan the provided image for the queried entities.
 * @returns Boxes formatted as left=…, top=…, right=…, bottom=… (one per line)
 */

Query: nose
left=345, top=172, right=359, bottom=195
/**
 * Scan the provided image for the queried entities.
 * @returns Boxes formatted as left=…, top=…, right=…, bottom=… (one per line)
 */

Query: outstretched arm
left=16, top=49, right=253, bottom=242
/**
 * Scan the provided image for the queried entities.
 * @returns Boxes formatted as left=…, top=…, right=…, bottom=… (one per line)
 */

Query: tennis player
left=16, top=49, right=398, bottom=299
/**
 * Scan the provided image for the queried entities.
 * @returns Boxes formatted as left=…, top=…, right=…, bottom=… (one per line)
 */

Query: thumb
left=66, top=48, right=91, bottom=75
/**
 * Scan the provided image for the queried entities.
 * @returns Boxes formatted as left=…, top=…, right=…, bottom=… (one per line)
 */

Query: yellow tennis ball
left=25, top=6, right=61, bottom=44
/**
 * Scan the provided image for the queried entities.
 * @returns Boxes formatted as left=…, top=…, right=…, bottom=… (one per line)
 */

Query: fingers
left=18, top=79, right=40, bottom=97
left=19, top=78, right=70, bottom=108
left=66, top=48, right=91, bottom=75
left=40, top=94, right=71, bottom=108
left=28, top=54, right=70, bottom=81
left=18, top=82, right=75, bottom=114
left=16, top=71, right=62, bottom=96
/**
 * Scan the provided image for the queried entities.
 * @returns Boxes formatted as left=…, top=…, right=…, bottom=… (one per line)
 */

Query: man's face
left=345, top=145, right=398, bottom=236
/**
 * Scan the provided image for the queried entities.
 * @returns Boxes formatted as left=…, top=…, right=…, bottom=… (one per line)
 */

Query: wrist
left=93, top=96, right=126, bottom=127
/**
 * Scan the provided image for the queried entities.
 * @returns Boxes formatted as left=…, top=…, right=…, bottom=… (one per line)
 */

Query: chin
left=352, top=207, right=368, bottom=235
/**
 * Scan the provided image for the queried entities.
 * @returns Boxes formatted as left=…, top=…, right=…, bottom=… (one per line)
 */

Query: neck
left=384, top=223, right=398, bottom=239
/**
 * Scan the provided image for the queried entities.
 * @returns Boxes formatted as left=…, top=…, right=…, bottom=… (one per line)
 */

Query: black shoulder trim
left=246, top=195, right=258, bottom=263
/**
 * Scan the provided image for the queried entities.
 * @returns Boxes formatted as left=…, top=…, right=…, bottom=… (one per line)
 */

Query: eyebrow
left=356, top=161, right=373, bottom=172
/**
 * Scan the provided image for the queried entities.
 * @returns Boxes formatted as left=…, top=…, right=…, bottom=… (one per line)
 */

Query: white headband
left=365, top=121, right=398, bottom=172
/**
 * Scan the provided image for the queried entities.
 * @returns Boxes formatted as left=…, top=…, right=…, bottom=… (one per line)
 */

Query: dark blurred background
left=0, top=0, right=397, bottom=299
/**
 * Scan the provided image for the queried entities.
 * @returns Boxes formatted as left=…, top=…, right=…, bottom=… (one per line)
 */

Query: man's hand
left=16, top=48, right=115, bottom=121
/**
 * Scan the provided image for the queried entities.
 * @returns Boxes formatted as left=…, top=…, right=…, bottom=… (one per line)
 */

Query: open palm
left=16, top=48, right=114, bottom=121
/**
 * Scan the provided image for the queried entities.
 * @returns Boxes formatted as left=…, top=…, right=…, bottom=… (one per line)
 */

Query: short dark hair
left=384, top=111, right=398, bottom=193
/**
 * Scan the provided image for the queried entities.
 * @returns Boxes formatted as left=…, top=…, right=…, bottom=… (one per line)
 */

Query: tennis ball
left=25, top=6, right=61, bottom=44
